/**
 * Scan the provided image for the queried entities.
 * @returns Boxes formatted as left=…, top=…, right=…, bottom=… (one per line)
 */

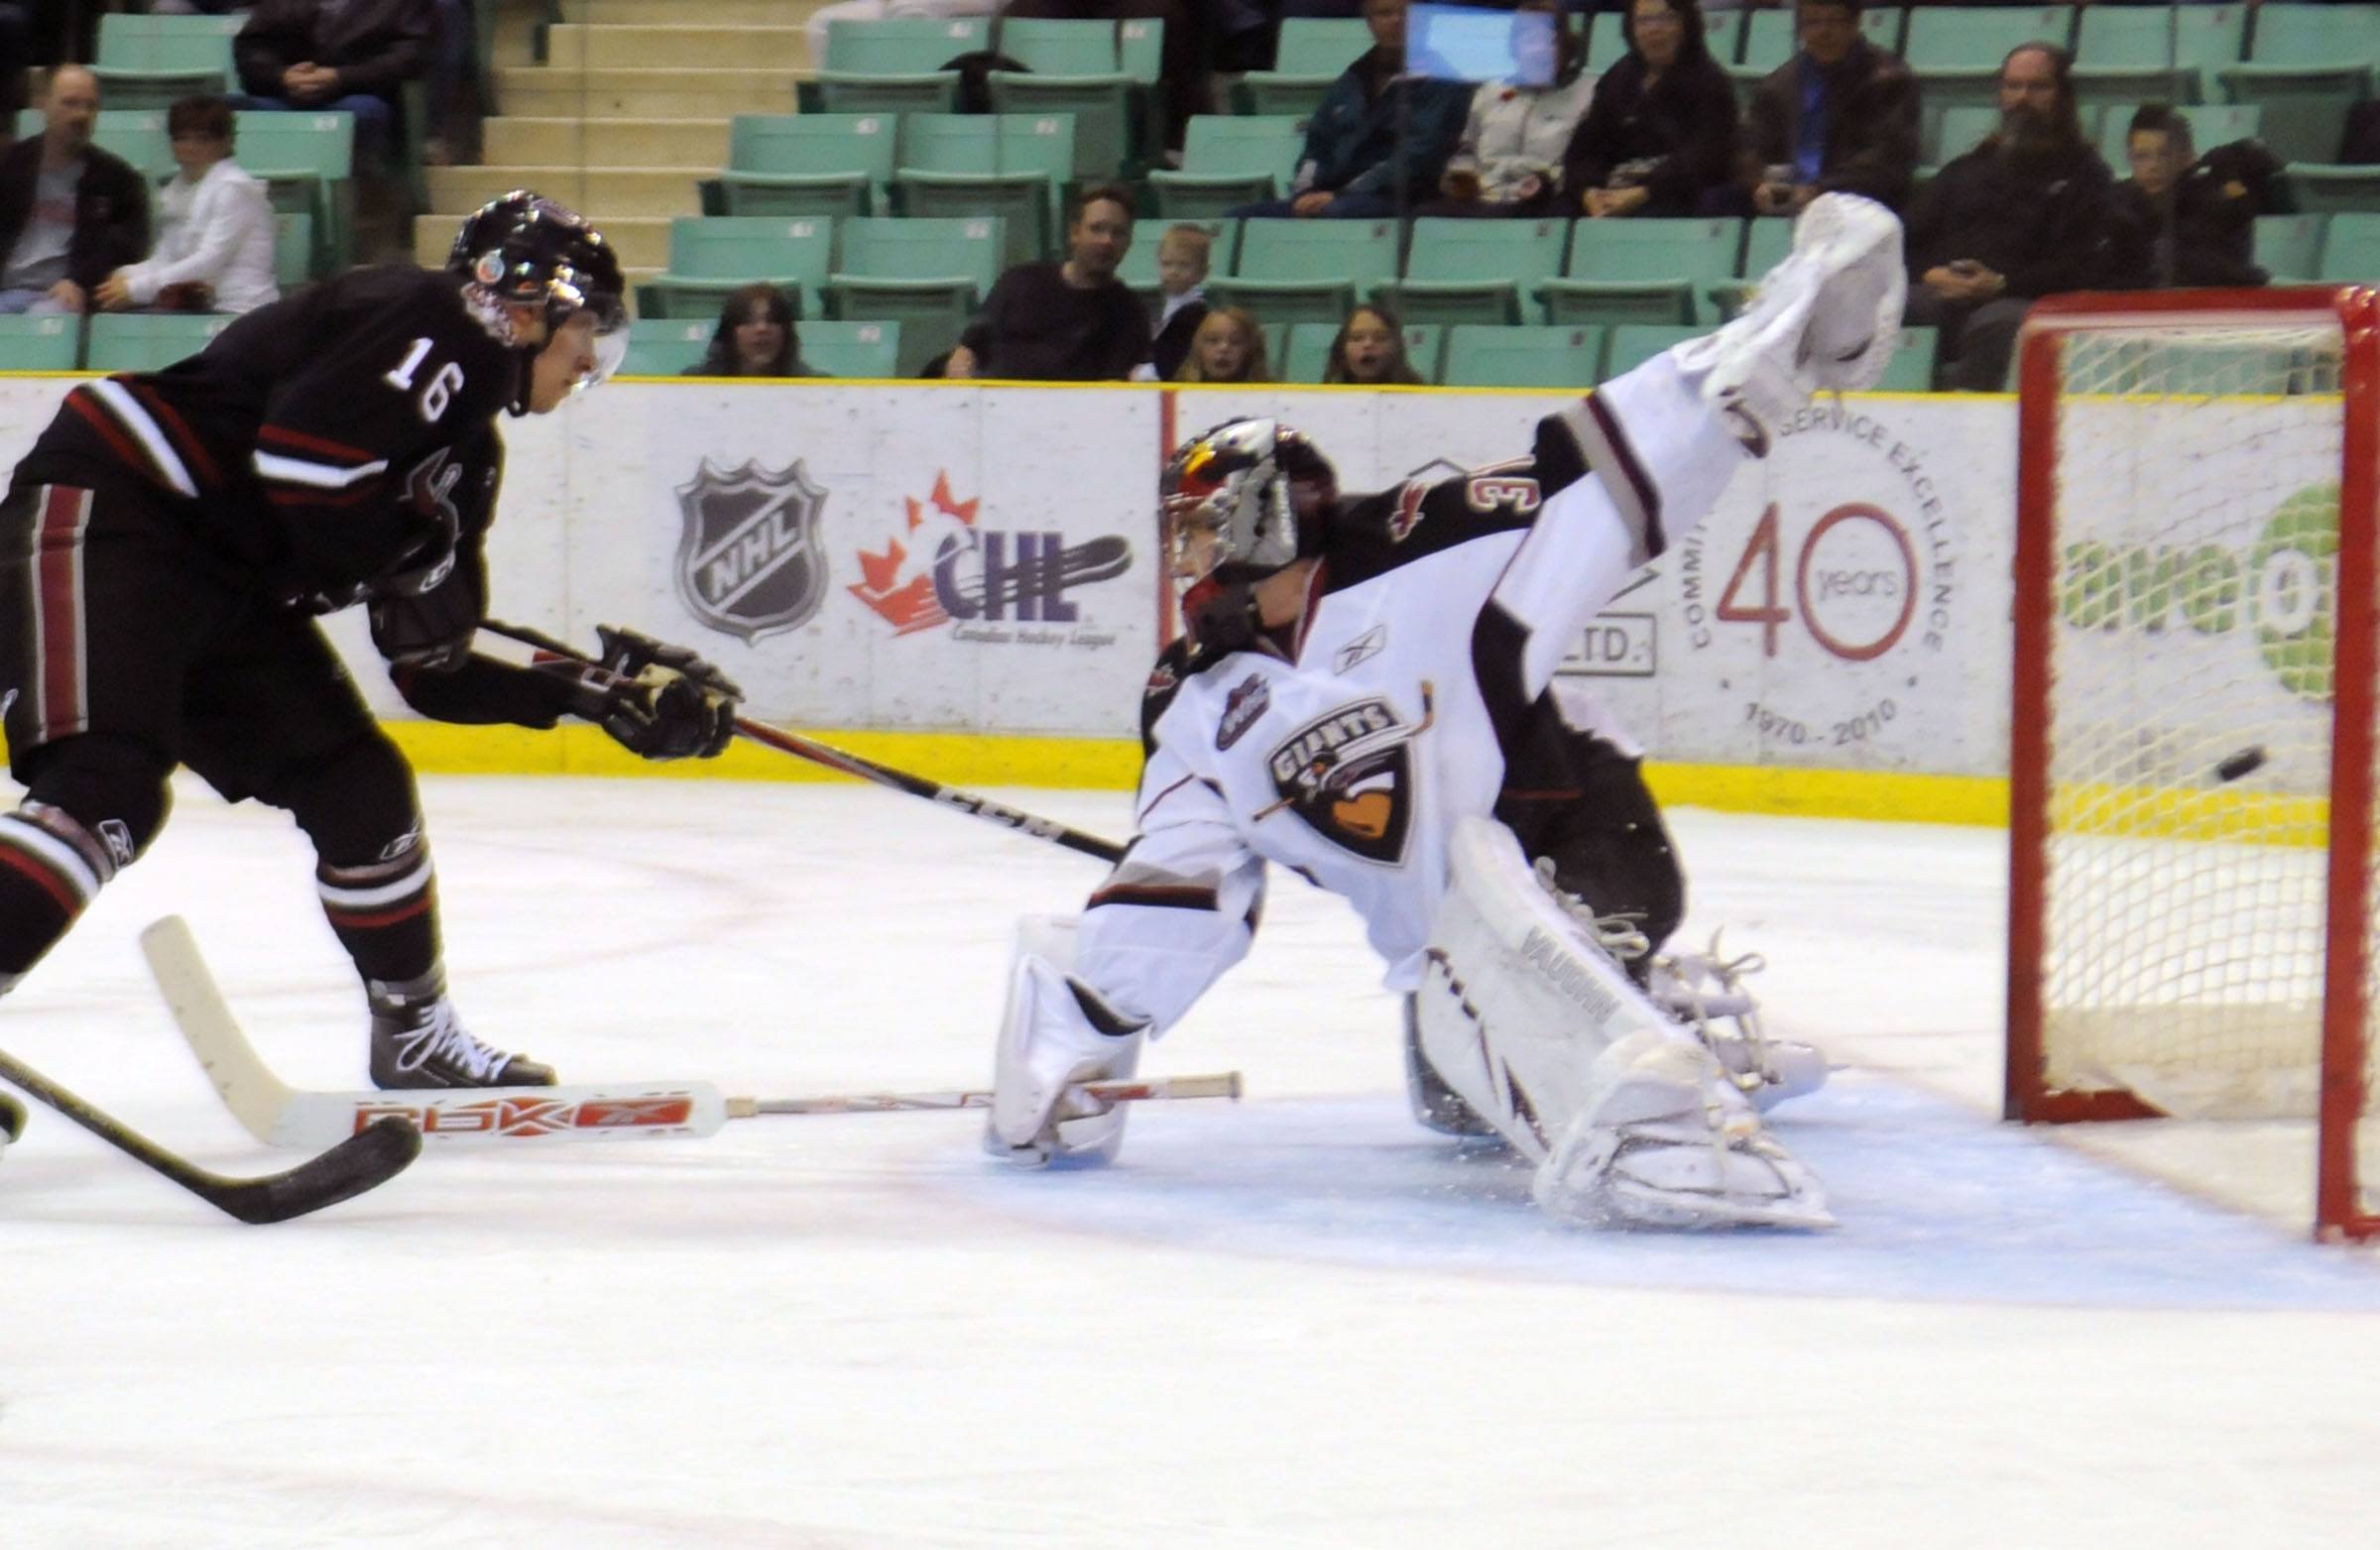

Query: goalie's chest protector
left=1157, top=530, right=1529, bottom=979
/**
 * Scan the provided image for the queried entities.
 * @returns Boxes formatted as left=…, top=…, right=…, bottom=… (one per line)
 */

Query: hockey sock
left=266, top=731, right=442, bottom=990
left=0, top=734, right=172, bottom=988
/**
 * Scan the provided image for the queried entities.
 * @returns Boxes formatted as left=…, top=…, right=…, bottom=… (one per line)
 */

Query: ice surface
left=3, top=777, right=2376, bottom=1548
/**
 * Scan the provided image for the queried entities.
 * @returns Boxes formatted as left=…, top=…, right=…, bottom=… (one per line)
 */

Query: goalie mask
left=449, top=190, right=629, bottom=413
left=1161, top=418, right=1339, bottom=589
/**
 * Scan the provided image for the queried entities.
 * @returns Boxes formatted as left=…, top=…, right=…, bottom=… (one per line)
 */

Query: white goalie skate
left=1649, top=935, right=1829, bottom=1114
left=1674, top=192, right=1907, bottom=446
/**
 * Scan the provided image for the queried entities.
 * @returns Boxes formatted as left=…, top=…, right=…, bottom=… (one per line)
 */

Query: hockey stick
left=478, top=620, right=1130, bottom=866
left=0, top=1040, right=418, bottom=1225
left=144, top=916, right=1239, bottom=1149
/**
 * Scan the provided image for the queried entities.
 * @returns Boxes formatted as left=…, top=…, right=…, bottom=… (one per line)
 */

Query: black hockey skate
left=367, top=975, right=554, bottom=1090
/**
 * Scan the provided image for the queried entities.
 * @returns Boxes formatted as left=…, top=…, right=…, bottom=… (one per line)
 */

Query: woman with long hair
left=687, top=284, right=820, bottom=378
left=1321, top=303, right=1423, bottom=386
left=1560, top=0, right=1739, bottom=218
left=1174, top=305, right=1271, bottom=384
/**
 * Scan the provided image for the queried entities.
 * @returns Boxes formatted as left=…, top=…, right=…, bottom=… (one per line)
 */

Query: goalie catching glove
left=571, top=625, right=744, bottom=760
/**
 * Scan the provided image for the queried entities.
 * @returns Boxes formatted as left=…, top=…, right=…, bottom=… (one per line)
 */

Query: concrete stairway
left=414, top=0, right=829, bottom=281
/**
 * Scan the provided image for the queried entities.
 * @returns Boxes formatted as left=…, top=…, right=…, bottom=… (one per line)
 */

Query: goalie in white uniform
left=988, top=195, right=1907, bottom=1229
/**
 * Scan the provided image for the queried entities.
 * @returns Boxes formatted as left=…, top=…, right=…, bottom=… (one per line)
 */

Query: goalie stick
left=0, top=1039, right=417, bottom=1225
left=143, top=917, right=1240, bottom=1149
left=477, top=619, right=1129, bottom=866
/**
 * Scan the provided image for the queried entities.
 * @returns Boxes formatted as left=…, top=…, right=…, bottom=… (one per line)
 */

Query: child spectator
left=1174, top=304, right=1269, bottom=384
left=686, top=284, right=821, bottom=378
left=96, top=96, right=279, bottom=316
left=1148, top=224, right=1212, bottom=381
left=1321, top=302, right=1423, bottom=385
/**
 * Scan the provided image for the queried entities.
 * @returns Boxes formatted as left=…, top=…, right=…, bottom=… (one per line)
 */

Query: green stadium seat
left=2251, top=6, right=2380, bottom=66
left=994, top=18, right=1137, bottom=176
left=708, top=113, right=897, bottom=220
left=273, top=211, right=313, bottom=288
left=815, top=73, right=960, bottom=116
left=90, top=12, right=236, bottom=110
left=798, top=319, right=902, bottom=379
left=1541, top=217, right=1741, bottom=326
left=637, top=216, right=834, bottom=320
left=1739, top=10, right=1794, bottom=72
left=1236, top=18, right=1368, bottom=117
left=2253, top=211, right=2329, bottom=281
left=1118, top=216, right=1234, bottom=303
left=1210, top=217, right=1402, bottom=325
left=235, top=110, right=358, bottom=274
left=1875, top=325, right=1939, bottom=393
left=1925, top=103, right=2003, bottom=172
left=2073, top=3, right=2202, bottom=109
left=1600, top=323, right=1702, bottom=380
left=621, top=317, right=715, bottom=376
left=1119, top=18, right=1164, bottom=82
left=1147, top=116, right=1304, bottom=218
left=2095, top=102, right=2263, bottom=172
left=822, top=17, right=989, bottom=73
left=2072, top=63, right=2204, bottom=117
left=1709, top=217, right=1793, bottom=318
left=1903, top=7, right=2074, bottom=69
left=0, top=314, right=80, bottom=372
left=2289, top=163, right=2380, bottom=216
left=1259, top=319, right=1289, bottom=379
left=823, top=215, right=1007, bottom=376
left=892, top=113, right=1076, bottom=268
left=1862, top=7, right=1908, bottom=58
left=1279, top=319, right=1335, bottom=383
left=85, top=312, right=232, bottom=372
left=1441, top=323, right=1606, bottom=389
left=1705, top=9, right=1744, bottom=69
left=2218, top=23, right=2371, bottom=166
left=2318, top=212, right=2380, bottom=282
left=1380, top=217, right=1568, bottom=326
left=15, top=108, right=176, bottom=180
left=1585, top=13, right=1624, bottom=68
left=1401, top=322, right=1445, bottom=384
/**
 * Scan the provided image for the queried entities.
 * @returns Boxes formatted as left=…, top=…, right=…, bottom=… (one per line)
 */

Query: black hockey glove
left=573, top=625, right=744, bottom=761
left=1181, top=574, right=1262, bottom=660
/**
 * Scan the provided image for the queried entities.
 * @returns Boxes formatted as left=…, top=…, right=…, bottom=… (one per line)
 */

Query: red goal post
left=2006, top=286, right=2380, bottom=1243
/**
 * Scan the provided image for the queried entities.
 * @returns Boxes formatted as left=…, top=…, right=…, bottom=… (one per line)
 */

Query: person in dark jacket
left=1561, top=0, right=1740, bottom=218
left=2112, top=105, right=2268, bottom=290
left=1234, top=0, right=1471, bottom=219
left=234, top=0, right=436, bottom=162
left=0, top=68, right=149, bottom=316
left=1902, top=42, right=2126, bottom=391
left=1743, top=0, right=1920, bottom=215
left=686, top=285, right=825, bottom=378
left=947, top=184, right=1151, bottom=381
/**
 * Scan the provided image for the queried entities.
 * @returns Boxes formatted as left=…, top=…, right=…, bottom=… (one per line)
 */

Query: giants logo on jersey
left=1264, top=698, right=1417, bottom=865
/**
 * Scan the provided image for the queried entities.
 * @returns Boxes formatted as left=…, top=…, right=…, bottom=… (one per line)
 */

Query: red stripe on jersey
left=258, top=423, right=379, bottom=464
left=0, top=836, right=86, bottom=917
left=263, top=482, right=382, bottom=508
left=126, top=381, right=223, bottom=490
left=324, top=894, right=433, bottom=930
left=64, top=390, right=156, bottom=485
left=34, top=485, right=89, bottom=743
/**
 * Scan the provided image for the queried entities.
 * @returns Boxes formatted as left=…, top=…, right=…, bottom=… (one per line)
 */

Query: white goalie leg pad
left=1416, top=817, right=1694, bottom=1164
left=1532, top=1031, right=1833, bottom=1230
left=986, top=914, right=1147, bottom=1168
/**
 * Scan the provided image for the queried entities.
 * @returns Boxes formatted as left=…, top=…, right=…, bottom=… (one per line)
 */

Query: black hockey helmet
left=448, top=190, right=629, bottom=404
left=1160, top=418, right=1338, bottom=587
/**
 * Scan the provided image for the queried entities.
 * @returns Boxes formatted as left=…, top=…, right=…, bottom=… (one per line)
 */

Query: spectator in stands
left=1561, top=0, right=1739, bottom=218
left=1903, top=43, right=2127, bottom=391
left=2113, top=105, right=2267, bottom=290
left=1321, top=302, right=1423, bottom=385
left=1173, top=304, right=1270, bottom=384
left=947, top=183, right=1150, bottom=380
left=1148, top=223, right=1211, bottom=381
left=234, top=0, right=435, bottom=165
left=1421, top=0, right=1597, bottom=219
left=1740, top=0, right=1919, bottom=216
left=686, top=285, right=822, bottom=378
left=94, top=96, right=278, bottom=317
left=0, top=67, right=148, bottom=317
left=1236, top=0, right=1471, bottom=219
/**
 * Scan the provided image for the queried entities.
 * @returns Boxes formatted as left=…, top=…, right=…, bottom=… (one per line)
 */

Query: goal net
left=2006, top=288, right=2380, bottom=1242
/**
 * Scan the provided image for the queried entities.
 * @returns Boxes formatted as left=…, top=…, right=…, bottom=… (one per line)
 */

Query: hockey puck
left=2215, top=746, right=2268, bottom=783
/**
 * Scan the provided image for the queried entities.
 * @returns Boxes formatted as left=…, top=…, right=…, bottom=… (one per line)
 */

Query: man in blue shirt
left=1743, top=0, right=1920, bottom=216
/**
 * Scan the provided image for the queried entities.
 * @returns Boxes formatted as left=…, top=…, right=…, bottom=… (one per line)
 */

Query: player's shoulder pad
left=1139, top=637, right=1199, bottom=756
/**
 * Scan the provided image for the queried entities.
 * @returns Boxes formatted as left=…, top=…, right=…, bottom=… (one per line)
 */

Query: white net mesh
left=2037, top=319, right=2370, bottom=1213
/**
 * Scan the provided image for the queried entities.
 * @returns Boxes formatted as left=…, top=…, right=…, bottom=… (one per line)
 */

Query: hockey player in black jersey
left=0, top=191, right=742, bottom=1090
left=988, top=195, right=1908, bottom=1229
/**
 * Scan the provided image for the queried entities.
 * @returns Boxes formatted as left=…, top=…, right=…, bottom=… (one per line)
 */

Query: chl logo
left=674, top=458, right=831, bottom=644
left=852, top=472, right=1129, bottom=636
left=1264, top=697, right=1419, bottom=864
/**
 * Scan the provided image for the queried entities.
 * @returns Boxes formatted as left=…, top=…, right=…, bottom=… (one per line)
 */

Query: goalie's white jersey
left=1075, top=355, right=1747, bottom=1033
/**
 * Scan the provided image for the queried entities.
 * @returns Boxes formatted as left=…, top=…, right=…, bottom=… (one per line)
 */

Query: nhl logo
left=674, top=458, right=830, bottom=644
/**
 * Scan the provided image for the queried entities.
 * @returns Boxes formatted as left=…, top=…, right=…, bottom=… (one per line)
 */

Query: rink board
left=0, top=373, right=2335, bottom=824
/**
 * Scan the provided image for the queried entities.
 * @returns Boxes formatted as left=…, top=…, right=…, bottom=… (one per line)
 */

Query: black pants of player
left=0, top=461, right=440, bottom=997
